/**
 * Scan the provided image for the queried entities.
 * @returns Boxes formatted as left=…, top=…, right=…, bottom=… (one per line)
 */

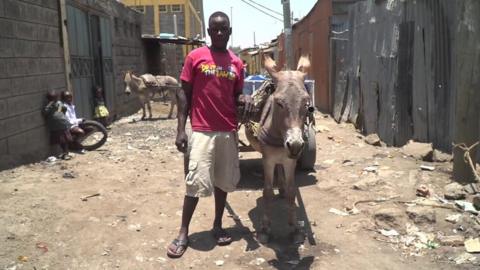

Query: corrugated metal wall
left=331, top=0, right=461, bottom=151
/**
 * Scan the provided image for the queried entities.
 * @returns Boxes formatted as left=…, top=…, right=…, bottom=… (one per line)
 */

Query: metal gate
left=66, top=4, right=114, bottom=119
left=67, top=4, right=94, bottom=118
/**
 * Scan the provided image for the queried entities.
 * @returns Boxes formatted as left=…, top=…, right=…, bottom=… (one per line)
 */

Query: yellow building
left=121, top=0, right=204, bottom=40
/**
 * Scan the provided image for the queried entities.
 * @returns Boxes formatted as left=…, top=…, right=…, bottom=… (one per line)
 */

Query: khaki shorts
left=185, top=131, right=240, bottom=197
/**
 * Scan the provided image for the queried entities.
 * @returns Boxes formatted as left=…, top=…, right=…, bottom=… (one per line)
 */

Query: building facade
left=121, top=0, right=204, bottom=40
left=0, top=0, right=146, bottom=170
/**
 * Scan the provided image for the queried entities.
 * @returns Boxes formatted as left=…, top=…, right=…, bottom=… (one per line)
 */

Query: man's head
left=207, top=11, right=231, bottom=51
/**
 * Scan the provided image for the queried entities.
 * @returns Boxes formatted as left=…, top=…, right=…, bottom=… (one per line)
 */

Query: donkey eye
left=276, top=101, right=284, bottom=108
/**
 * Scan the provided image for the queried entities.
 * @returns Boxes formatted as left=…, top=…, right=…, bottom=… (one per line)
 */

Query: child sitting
left=61, top=91, right=86, bottom=154
left=93, top=86, right=109, bottom=128
left=42, top=90, right=73, bottom=160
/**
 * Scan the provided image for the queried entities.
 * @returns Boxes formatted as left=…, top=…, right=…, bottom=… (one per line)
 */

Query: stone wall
left=0, top=0, right=67, bottom=170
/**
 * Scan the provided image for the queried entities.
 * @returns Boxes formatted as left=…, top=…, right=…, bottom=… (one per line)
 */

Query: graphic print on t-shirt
left=199, top=63, right=238, bottom=80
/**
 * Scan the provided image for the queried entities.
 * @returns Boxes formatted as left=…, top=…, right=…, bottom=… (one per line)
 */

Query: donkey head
left=264, top=55, right=311, bottom=159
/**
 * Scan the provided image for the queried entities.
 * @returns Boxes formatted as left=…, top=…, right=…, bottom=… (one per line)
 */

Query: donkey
left=124, top=71, right=179, bottom=119
left=245, top=56, right=311, bottom=244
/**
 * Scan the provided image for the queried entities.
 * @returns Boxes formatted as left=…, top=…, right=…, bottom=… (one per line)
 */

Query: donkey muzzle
left=285, top=128, right=305, bottom=159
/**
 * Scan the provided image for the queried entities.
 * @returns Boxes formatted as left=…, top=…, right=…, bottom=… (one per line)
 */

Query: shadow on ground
left=237, top=158, right=318, bottom=190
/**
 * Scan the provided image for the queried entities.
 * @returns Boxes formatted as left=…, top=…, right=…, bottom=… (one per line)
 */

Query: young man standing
left=167, top=11, right=253, bottom=258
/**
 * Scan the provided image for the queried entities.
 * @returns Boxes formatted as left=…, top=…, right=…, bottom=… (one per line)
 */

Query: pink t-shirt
left=180, top=46, right=244, bottom=132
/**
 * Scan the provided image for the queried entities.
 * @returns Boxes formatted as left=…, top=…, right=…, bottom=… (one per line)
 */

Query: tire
left=298, top=123, right=316, bottom=171
left=78, top=120, right=108, bottom=151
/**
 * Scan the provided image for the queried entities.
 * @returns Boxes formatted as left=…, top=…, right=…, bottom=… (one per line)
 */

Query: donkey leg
left=258, top=157, right=275, bottom=244
left=141, top=103, right=146, bottom=120
left=167, top=100, right=174, bottom=119
left=283, top=162, right=304, bottom=244
left=147, top=100, right=152, bottom=119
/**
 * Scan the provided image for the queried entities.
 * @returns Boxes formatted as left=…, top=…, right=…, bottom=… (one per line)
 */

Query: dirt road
left=0, top=103, right=478, bottom=270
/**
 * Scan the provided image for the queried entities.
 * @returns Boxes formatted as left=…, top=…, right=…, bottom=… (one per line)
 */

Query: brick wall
left=0, top=0, right=67, bottom=170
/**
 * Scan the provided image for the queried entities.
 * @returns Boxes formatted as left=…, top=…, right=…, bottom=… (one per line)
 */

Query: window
left=171, top=4, right=183, bottom=12
left=133, top=6, right=144, bottom=13
left=159, top=5, right=168, bottom=13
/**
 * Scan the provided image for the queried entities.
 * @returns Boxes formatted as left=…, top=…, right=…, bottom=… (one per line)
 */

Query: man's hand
left=175, top=130, right=188, bottom=153
left=237, top=94, right=254, bottom=123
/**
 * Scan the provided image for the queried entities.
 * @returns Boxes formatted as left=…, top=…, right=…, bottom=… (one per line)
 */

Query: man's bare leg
left=167, top=195, right=198, bottom=257
left=213, top=187, right=232, bottom=245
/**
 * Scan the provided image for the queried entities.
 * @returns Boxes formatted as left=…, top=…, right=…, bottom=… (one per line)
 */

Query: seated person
left=61, top=91, right=85, bottom=153
left=43, top=90, right=73, bottom=160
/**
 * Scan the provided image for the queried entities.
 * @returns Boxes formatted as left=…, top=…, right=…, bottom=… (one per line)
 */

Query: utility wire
left=239, top=0, right=283, bottom=22
left=244, top=0, right=283, bottom=17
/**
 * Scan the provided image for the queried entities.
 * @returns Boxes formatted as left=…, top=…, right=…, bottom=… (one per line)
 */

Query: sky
left=203, top=0, right=317, bottom=49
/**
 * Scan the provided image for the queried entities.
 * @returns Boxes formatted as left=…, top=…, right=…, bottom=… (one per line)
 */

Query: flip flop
left=166, top=238, right=188, bottom=258
left=212, top=227, right=232, bottom=246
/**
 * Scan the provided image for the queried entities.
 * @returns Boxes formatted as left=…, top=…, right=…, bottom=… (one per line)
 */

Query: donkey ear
left=263, top=55, right=279, bottom=81
left=296, top=55, right=310, bottom=76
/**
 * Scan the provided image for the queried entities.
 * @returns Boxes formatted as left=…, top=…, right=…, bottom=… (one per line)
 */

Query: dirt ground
left=1, top=102, right=479, bottom=270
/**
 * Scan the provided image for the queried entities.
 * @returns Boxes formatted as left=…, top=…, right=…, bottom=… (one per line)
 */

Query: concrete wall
left=0, top=0, right=146, bottom=170
left=0, top=0, right=67, bottom=170
left=109, top=1, right=146, bottom=117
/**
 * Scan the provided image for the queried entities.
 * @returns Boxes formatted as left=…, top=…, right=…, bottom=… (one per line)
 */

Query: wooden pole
left=453, top=0, right=480, bottom=183
left=59, top=0, right=73, bottom=93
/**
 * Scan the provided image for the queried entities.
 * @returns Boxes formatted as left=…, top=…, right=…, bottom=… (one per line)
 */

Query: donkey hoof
left=257, top=231, right=270, bottom=244
left=291, top=230, right=305, bottom=245
left=278, top=188, right=286, bottom=198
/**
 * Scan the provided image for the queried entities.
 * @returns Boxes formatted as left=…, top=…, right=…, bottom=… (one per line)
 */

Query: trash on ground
left=379, top=229, right=399, bottom=237
left=46, top=156, right=57, bottom=163
left=329, top=208, right=350, bottom=216
left=363, top=166, right=378, bottom=173
left=215, top=260, right=224, bottom=266
left=455, top=201, right=479, bottom=214
left=420, top=165, right=435, bottom=171
left=80, top=193, right=101, bottom=201
left=464, top=238, right=480, bottom=253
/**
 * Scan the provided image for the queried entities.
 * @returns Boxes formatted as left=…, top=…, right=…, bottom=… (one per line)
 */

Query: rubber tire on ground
left=79, top=120, right=108, bottom=151
left=298, top=124, right=316, bottom=171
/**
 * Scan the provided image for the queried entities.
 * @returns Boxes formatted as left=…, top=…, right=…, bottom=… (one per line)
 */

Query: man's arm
left=175, top=81, right=192, bottom=153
